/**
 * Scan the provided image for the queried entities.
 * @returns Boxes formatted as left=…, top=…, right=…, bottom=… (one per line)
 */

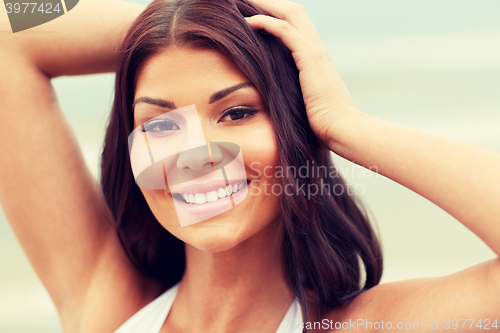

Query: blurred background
left=1, top=0, right=499, bottom=331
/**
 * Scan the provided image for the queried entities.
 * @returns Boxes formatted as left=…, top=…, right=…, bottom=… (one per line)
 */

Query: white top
left=114, top=281, right=304, bottom=333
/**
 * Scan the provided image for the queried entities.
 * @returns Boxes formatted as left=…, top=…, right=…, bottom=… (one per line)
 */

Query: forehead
left=135, top=46, right=249, bottom=102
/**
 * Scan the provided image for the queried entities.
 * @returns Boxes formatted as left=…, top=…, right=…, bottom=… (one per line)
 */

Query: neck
left=169, top=218, right=295, bottom=333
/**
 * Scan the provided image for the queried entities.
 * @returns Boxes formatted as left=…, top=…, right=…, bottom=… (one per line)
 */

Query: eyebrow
left=132, top=82, right=255, bottom=110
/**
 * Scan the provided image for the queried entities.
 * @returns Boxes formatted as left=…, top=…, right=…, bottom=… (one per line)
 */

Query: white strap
left=275, top=298, right=304, bottom=333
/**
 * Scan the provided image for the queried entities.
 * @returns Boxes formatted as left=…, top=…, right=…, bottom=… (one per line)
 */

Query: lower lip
left=172, top=182, right=249, bottom=217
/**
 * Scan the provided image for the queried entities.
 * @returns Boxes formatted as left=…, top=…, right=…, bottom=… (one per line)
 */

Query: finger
left=246, top=0, right=322, bottom=44
left=247, top=0, right=306, bottom=22
left=245, top=15, right=322, bottom=70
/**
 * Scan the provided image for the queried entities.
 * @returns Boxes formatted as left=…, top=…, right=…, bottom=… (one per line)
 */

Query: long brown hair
left=101, top=0, right=383, bottom=327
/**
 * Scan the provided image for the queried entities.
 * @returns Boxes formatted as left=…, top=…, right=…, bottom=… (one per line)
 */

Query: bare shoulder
left=319, top=258, right=500, bottom=333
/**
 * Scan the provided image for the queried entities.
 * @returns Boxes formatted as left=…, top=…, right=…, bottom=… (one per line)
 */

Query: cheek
left=239, top=120, right=282, bottom=216
left=141, top=189, right=179, bottom=225
left=238, top=120, right=279, bottom=175
left=141, top=190, right=193, bottom=245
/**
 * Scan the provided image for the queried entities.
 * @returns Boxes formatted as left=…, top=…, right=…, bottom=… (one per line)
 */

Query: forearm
left=1, top=0, right=145, bottom=77
left=328, top=111, right=500, bottom=256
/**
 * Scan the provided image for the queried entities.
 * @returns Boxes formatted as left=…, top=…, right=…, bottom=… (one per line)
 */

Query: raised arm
left=0, top=0, right=147, bottom=330
left=245, top=0, right=500, bottom=256
left=244, top=0, right=500, bottom=326
left=2, top=0, right=144, bottom=77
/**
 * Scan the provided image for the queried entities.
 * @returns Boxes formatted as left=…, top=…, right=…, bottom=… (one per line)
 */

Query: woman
left=0, top=0, right=499, bottom=333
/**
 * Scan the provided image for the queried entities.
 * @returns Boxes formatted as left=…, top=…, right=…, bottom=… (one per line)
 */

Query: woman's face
left=132, top=45, right=282, bottom=252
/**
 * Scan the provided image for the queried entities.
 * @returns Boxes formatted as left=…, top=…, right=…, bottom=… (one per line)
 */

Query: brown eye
left=219, top=107, right=258, bottom=123
left=229, top=111, right=245, bottom=120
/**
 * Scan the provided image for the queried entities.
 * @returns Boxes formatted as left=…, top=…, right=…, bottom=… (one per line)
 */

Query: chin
left=190, top=240, right=239, bottom=253
left=182, top=210, right=281, bottom=254
left=183, top=225, right=248, bottom=253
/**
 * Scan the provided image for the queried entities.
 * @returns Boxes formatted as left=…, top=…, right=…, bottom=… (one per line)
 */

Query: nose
left=176, top=142, right=224, bottom=171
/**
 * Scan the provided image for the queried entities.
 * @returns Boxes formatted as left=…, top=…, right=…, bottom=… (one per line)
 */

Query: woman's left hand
left=244, top=0, right=359, bottom=149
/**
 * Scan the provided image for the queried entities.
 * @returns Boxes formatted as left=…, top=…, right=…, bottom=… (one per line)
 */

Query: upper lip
left=170, top=179, right=248, bottom=195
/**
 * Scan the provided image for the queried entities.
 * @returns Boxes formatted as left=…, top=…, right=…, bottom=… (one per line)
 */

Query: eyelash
left=141, top=120, right=179, bottom=134
left=218, top=107, right=259, bottom=123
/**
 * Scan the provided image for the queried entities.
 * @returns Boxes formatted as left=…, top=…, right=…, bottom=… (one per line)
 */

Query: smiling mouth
left=172, top=180, right=250, bottom=205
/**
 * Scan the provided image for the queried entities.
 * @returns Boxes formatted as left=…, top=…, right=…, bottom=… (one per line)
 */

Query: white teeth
left=217, top=188, right=227, bottom=198
left=179, top=181, right=247, bottom=204
left=206, top=190, right=218, bottom=202
left=195, top=193, right=206, bottom=204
